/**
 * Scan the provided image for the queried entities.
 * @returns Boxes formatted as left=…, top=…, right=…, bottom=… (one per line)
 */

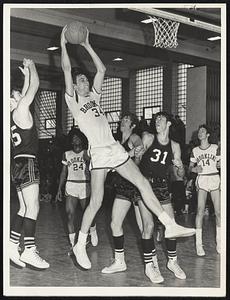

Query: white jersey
left=190, top=144, right=220, bottom=175
left=62, top=150, right=90, bottom=182
left=65, top=88, right=115, bottom=148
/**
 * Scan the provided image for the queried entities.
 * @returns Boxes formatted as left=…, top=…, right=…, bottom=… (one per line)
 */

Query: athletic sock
left=141, top=238, right=153, bottom=265
left=23, top=217, right=36, bottom=249
left=166, top=238, right=177, bottom=260
left=10, top=214, right=24, bottom=244
left=113, top=235, right=124, bottom=256
left=69, top=232, right=76, bottom=247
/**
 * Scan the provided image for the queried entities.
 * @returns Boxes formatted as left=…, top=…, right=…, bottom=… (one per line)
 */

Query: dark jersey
left=140, top=136, right=173, bottom=179
left=10, top=113, right=38, bottom=158
left=122, top=138, right=131, bottom=152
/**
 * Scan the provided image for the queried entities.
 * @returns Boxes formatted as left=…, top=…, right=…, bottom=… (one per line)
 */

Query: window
left=34, top=90, right=57, bottom=139
left=101, top=77, right=122, bottom=133
left=177, top=63, right=194, bottom=124
left=136, top=67, right=163, bottom=120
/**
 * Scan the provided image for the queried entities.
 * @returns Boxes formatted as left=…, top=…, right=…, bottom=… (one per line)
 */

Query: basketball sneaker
left=167, top=258, right=186, bottom=279
left=90, top=226, right=98, bottom=247
left=145, top=262, right=164, bottom=284
left=196, top=244, right=205, bottom=256
left=73, top=242, right=91, bottom=269
left=9, top=241, right=26, bottom=268
left=20, top=246, right=49, bottom=269
left=165, top=223, right=195, bottom=239
left=101, top=259, right=127, bottom=274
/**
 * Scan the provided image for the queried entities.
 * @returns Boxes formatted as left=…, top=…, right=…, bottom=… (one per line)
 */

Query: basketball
left=65, top=21, right=87, bottom=44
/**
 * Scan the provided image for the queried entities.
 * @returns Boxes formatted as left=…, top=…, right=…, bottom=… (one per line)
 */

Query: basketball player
left=60, top=26, right=195, bottom=270
left=101, top=113, right=144, bottom=274
left=108, top=112, right=187, bottom=283
left=189, top=124, right=221, bottom=256
left=10, top=58, right=49, bottom=269
left=55, top=128, right=98, bottom=250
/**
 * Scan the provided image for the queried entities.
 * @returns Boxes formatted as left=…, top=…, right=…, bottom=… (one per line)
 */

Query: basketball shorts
left=89, top=141, right=130, bottom=170
left=134, top=177, right=171, bottom=205
left=196, top=174, right=220, bottom=192
left=112, top=172, right=139, bottom=205
left=12, top=157, right=40, bottom=191
left=65, top=181, right=90, bottom=200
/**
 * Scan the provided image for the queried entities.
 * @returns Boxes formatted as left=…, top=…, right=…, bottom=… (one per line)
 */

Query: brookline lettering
left=80, top=100, right=98, bottom=114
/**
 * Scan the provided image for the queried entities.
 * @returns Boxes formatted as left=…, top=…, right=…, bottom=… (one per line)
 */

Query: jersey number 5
left=150, top=149, right=168, bottom=165
left=11, top=125, right=22, bottom=147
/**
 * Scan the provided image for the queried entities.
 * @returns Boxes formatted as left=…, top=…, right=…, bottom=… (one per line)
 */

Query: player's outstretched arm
left=18, top=59, right=39, bottom=109
left=61, top=26, right=74, bottom=97
left=80, top=29, right=106, bottom=94
left=19, top=59, right=30, bottom=97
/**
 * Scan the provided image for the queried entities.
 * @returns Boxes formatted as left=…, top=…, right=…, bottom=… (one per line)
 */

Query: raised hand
left=80, top=28, right=89, bottom=47
left=61, top=25, right=68, bottom=46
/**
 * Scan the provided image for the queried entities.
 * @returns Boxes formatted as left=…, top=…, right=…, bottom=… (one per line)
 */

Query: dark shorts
left=134, top=177, right=171, bottom=205
left=11, top=157, right=40, bottom=191
left=112, top=172, right=139, bottom=205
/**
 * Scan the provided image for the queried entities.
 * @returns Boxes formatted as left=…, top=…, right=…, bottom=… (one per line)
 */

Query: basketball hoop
left=149, top=16, right=180, bottom=48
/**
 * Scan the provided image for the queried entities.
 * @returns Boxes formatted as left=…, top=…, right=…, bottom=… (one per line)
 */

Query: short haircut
left=122, top=112, right=139, bottom=127
left=198, top=124, right=211, bottom=135
left=155, top=111, right=172, bottom=123
left=68, top=127, right=88, bottom=149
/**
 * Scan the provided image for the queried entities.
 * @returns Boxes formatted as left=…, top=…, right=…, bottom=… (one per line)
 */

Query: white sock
left=196, top=228, right=202, bottom=245
left=77, top=230, right=88, bottom=245
left=158, top=211, right=174, bottom=226
left=69, top=232, right=75, bottom=246
left=90, top=224, right=96, bottom=233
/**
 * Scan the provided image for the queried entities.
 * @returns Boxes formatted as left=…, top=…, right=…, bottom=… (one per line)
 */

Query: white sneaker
left=101, top=259, right=127, bottom=274
left=145, top=263, right=164, bottom=283
left=167, top=259, right=186, bottom=279
left=196, top=244, right=205, bottom=256
left=90, top=227, right=98, bottom=247
left=165, top=223, right=195, bottom=239
left=20, top=247, right=49, bottom=269
left=9, top=241, right=26, bottom=268
left=73, top=242, right=91, bottom=269
left=216, top=243, right=221, bottom=254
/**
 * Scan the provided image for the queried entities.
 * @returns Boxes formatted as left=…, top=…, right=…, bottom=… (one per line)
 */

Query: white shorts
left=196, top=174, right=220, bottom=192
left=65, top=181, right=90, bottom=199
left=89, top=141, right=130, bottom=170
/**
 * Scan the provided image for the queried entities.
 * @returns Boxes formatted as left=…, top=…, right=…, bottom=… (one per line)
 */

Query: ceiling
left=10, top=6, right=222, bottom=87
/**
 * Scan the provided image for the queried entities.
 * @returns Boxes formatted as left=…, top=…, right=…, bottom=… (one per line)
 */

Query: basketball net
left=149, top=16, right=180, bottom=48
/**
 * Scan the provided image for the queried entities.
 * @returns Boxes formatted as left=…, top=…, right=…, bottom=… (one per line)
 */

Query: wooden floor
left=9, top=190, right=221, bottom=291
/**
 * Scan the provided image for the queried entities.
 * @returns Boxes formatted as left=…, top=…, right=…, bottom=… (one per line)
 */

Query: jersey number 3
left=150, top=149, right=168, bottom=165
left=11, top=125, right=22, bottom=147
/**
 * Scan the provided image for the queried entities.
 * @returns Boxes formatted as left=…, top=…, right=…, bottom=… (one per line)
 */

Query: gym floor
left=8, top=189, right=221, bottom=295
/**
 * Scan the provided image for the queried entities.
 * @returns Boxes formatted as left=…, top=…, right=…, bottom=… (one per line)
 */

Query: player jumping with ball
left=60, top=24, right=195, bottom=270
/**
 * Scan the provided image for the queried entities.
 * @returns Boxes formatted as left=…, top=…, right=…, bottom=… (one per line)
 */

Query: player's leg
left=20, top=182, right=49, bottom=269
left=116, top=159, right=195, bottom=239
left=210, top=188, right=221, bottom=253
left=101, top=197, right=130, bottom=274
left=80, top=197, right=98, bottom=247
left=9, top=189, right=26, bottom=267
left=74, top=168, right=107, bottom=269
left=138, top=200, right=164, bottom=283
left=195, top=188, right=207, bottom=256
left=66, top=195, right=78, bottom=248
left=163, top=203, right=186, bottom=280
